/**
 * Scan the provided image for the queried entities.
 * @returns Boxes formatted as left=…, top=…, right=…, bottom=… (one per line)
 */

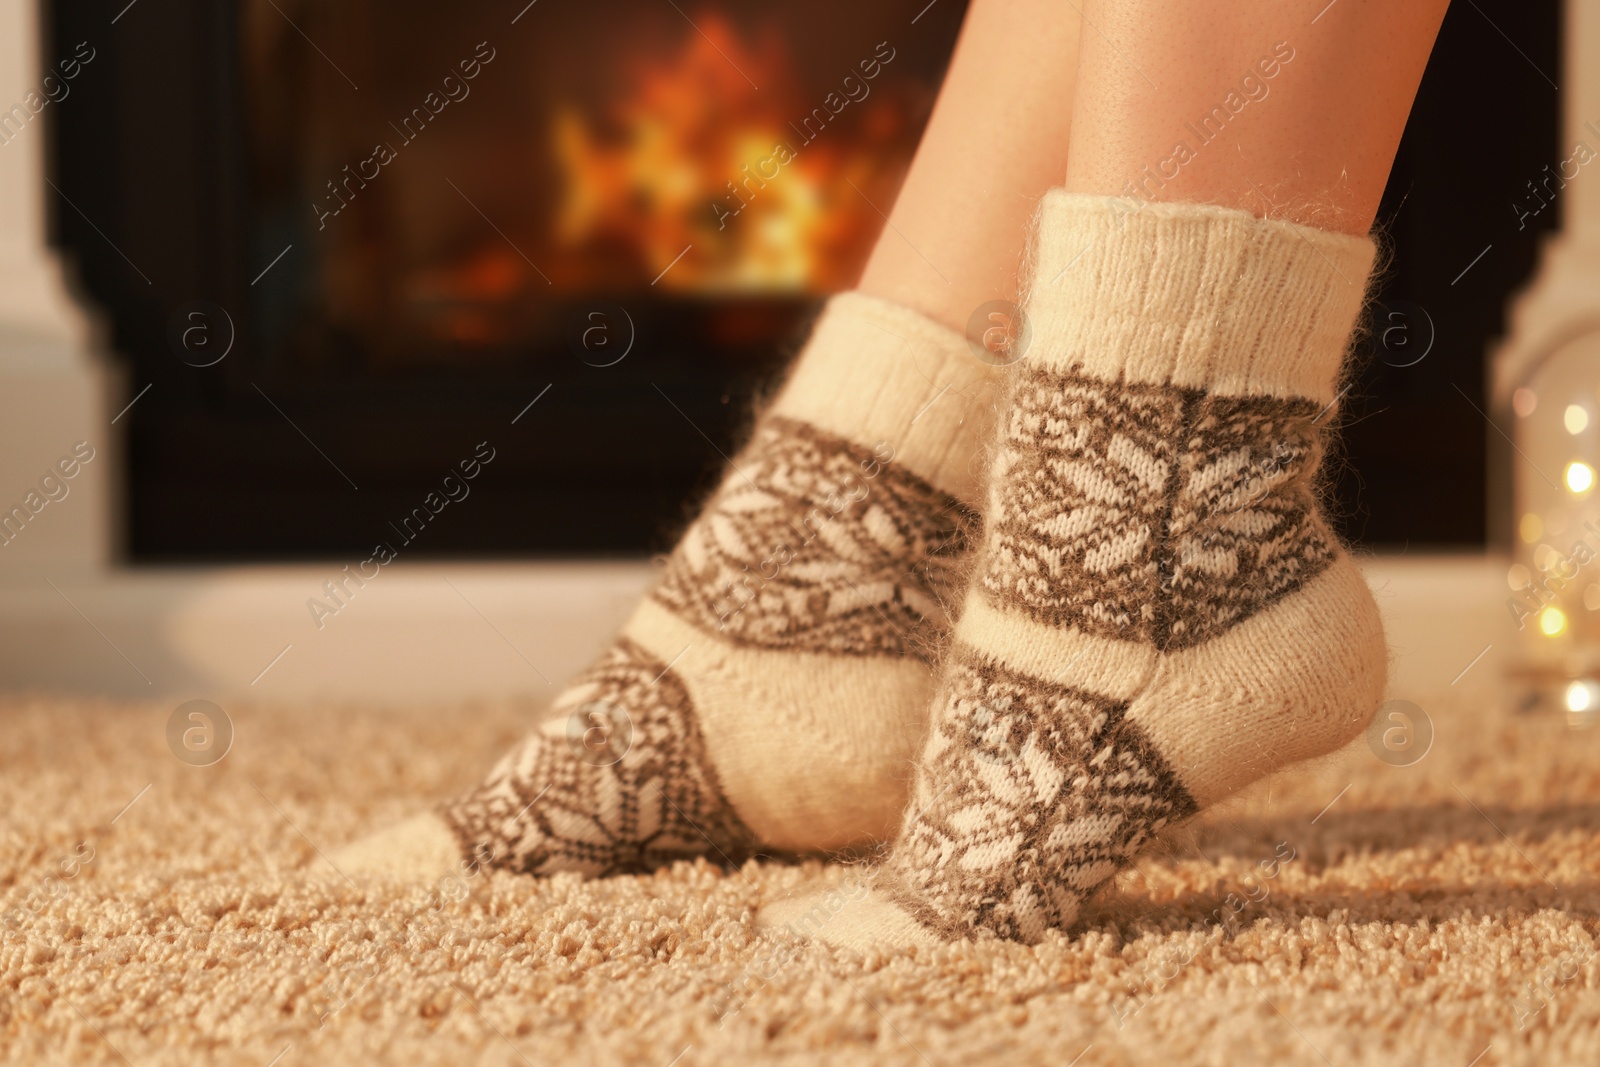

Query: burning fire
left=551, top=14, right=911, bottom=293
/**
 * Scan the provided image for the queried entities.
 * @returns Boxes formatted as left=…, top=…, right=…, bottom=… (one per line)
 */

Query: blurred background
left=43, top=0, right=1560, bottom=559
left=2, top=0, right=1587, bottom=705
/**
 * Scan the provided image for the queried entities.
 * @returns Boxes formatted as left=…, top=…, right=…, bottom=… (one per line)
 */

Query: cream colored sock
left=333, top=293, right=1003, bottom=879
left=762, top=193, right=1387, bottom=949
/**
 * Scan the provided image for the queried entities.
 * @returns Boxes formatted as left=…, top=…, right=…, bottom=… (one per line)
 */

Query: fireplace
left=45, top=0, right=1561, bottom=560
left=46, top=0, right=966, bottom=560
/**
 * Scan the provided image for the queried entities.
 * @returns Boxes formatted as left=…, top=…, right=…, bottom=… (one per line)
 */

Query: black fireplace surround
left=47, top=0, right=1559, bottom=561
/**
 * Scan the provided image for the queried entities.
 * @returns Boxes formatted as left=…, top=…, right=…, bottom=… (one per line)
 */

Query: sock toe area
left=330, top=812, right=463, bottom=881
left=758, top=886, right=942, bottom=953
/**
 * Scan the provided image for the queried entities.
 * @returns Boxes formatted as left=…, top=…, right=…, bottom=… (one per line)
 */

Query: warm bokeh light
left=1513, top=387, right=1538, bottom=417
left=1566, top=404, right=1590, bottom=434
left=1566, top=460, right=1596, bottom=494
left=1507, top=563, right=1531, bottom=591
left=1566, top=681, right=1596, bottom=713
left=1520, top=513, right=1544, bottom=543
left=1540, top=606, right=1568, bottom=636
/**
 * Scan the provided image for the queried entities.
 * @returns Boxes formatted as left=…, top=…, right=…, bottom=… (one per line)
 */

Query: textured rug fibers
left=2, top=684, right=1598, bottom=1066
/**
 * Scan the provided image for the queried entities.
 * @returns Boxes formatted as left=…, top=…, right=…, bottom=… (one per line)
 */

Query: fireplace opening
left=245, top=3, right=935, bottom=369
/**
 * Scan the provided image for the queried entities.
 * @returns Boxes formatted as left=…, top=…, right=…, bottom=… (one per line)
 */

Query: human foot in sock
left=333, top=294, right=1001, bottom=879
left=761, top=194, right=1388, bottom=949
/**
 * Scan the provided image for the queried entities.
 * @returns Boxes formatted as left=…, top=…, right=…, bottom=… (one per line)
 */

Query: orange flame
left=551, top=14, right=905, bottom=293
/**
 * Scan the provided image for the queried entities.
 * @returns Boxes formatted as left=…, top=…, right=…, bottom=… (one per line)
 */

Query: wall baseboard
left=0, top=561, right=655, bottom=704
left=0, top=554, right=1511, bottom=709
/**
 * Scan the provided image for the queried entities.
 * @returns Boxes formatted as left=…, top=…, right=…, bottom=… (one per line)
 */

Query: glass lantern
left=1506, top=332, right=1600, bottom=726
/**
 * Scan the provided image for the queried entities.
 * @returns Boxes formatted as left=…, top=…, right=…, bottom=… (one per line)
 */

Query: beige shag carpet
left=3, top=684, right=1599, bottom=1067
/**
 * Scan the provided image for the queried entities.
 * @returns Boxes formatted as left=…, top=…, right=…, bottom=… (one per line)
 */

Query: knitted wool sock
left=334, top=293, right=1002, bottom=879
left=761, top=193, right=1387, bottom=949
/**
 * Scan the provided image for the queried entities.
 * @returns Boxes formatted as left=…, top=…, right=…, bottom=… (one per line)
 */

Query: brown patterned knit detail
left=653, top=416, right=974, bottom=659
left=985, top=373, right=1183, bottom=641
left=880, top=649, right=1197, bottom=943
left=442, top=637, right=756, bottom=878
left=1164, top=392, right=1337, bottom=647
left=983, top=369, right=1335, bottom=650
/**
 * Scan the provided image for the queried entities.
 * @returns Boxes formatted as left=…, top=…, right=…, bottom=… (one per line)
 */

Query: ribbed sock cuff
left=772, top=291, right=1002, bottom=504
left=1025, top=191, right=1377, bottom=404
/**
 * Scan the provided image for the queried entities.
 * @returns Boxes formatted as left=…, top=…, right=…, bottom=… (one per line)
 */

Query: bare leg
left=857, top=0, right=1083, bottom=331
left=1066, top=0, right=1449, bottom=234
